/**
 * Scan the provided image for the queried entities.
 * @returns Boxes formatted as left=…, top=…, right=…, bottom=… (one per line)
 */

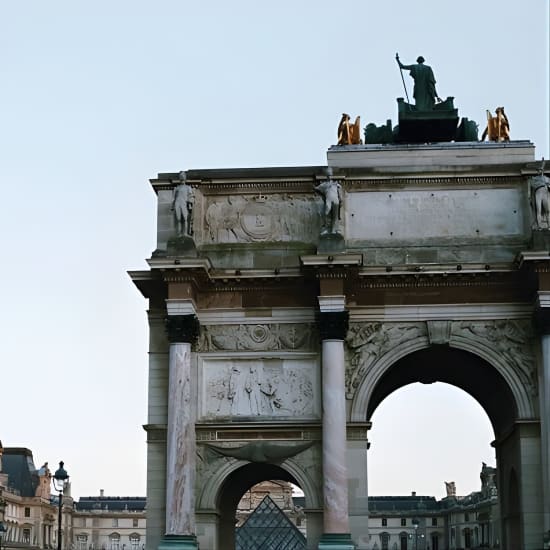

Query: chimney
left=100, top=489, right=104, bottom=498
left=411, top=491, right=416, bottom=497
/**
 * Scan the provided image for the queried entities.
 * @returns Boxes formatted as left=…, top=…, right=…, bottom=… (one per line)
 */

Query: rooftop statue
left=530, top=158, right=550, bottom=229
left=172, top=170, right=195, bottom=236
left=396, top=53, right=442, bottom=111
left=445, top=481, right=457, bottom=497
left=337, top=113, right=362, bottom=145
left=361, top=53, right=478, bottom=144
left=314, top=167, right=342, bottom=235
left=480, top=107, right=510, bottom=142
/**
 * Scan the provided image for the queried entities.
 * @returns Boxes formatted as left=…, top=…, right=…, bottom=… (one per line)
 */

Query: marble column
left=159, top=313, right=200, bottom=550
left=535, top=300, right=550, bottom=539
left=318, top=296, right=355, bottom=550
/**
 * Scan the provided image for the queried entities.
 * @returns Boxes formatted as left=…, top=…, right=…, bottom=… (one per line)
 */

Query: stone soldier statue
left=172, top=171, right=194, bottom=236
left=314, top=167, right=342, bottom=234
left=530, top=159, right=550, bottom=229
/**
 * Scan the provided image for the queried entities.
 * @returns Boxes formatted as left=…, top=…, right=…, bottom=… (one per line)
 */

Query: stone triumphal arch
left=131, top=140, right=550, bottom=550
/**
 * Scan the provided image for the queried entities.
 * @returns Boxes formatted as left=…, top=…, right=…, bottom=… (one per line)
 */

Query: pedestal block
left=158, top=535, right=199, bottom=550
left=317, top=533, right=355, bottom=550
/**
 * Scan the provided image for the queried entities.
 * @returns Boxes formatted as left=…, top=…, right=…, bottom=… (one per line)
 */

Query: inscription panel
left=198, top=356, right=320, bottom=421
left=346, top=188, right=527, bottom=241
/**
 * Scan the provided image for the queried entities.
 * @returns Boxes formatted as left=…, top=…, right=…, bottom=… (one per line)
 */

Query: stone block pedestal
left=158, top=535, right=199, bottom=550
left=318, top=533, right=355, bottom=550
left=317, top=232, right=345, bottom=253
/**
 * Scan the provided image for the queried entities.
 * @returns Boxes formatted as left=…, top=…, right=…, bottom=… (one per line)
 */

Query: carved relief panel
left=196, top=194, right=322, bottom=245
left=198, top=357, right=319, bottom=421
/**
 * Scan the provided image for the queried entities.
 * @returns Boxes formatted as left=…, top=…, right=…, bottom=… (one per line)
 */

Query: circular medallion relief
left=240, top=201, right=273, bottom=240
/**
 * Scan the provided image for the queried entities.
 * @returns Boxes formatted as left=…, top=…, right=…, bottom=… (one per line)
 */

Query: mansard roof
left=2, top=447, right=39, bottom=497
left=75, top=496, right=146, bottom=512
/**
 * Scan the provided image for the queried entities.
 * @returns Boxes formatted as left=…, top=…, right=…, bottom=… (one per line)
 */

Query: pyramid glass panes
left=235, top=495, right=306, bottom=550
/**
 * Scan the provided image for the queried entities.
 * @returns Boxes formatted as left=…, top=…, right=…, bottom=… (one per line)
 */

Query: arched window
left=77, top=534, right=88, bottom=550
left=399, top=531, right=408, bottom=550
left=379, top=531, right=390, bottom=550
left=109, top=533, right=120, bottom=550
left=129, top=534, right=140, bottom=550
left=464, top=527, right=472, bottom=548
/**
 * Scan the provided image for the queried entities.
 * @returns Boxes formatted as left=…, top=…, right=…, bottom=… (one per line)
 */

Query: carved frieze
left=452, top=319, right=537, bottom=395
left=196, top=323, right=317, bottom=352
left=345, top=322, right=426, bottom=399
left=199, top=357, right=319, bottom=420
left=200, top=194, right=321, bottom=244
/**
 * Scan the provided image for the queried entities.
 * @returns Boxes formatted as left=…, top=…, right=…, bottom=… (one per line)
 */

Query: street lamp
left=0, top=494, right=6, bottom=550
left=53, top=462, right=69, bottom=550
left=0, top=522, right=6, bottom=550
left=412, top=518, right=419, bottom=549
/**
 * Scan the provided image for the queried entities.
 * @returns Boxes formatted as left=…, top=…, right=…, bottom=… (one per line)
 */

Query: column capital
left=166, top=298, right=197, bottom=316
left=165, top=314, right=200, bottom=344
left=318, top=295, right=346, bottom=313
left=319, top=310, right=349, bottom=340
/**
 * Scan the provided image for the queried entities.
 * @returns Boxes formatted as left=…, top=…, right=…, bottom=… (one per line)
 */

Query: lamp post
left=53, top=462, right=69, bottom=550
left=0, top=494, right=6, bottom=550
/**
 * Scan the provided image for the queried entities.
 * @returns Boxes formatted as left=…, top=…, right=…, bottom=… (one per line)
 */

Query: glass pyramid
left=235, top=495, right=306, bottom=550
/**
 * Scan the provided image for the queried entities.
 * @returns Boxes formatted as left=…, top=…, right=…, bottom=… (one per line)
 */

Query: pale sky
left=1, top=1, right=548, bottom=501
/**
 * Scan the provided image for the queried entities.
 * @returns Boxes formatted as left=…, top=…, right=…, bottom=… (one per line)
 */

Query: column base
left=158, top=534, right=199, bottom=550
left=318, top=533, right=356, bottom=550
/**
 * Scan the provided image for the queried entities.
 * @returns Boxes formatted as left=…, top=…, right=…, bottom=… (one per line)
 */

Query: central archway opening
left=216, top=462, right=312, bottom=550
left=365, top=346, right=517, bottom=550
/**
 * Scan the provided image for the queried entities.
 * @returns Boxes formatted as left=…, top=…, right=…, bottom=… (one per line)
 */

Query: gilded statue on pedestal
left=337, top=113, right=362, bottom=145
left=480, top=107, right=510, bottom=142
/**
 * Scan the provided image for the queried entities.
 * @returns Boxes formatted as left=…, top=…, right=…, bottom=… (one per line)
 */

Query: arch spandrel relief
left=452, top=319, right=537, bottom=397
left=346, top=319, right=537, bottom=420
left=195, top=441, right=322, bottom=510
left=345, top=322, right=427, bottom=399
left=198, top=194, right=322, bottom=245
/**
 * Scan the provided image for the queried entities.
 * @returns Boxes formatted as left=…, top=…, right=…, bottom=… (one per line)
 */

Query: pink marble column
left=165, top=314, right=200, bottom=537
left=535, top=299, right=550, bottom=535
left=318, top=297, right=350, bottom=535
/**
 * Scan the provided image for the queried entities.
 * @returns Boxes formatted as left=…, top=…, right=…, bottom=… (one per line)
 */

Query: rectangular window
left=432, top=517, right=438, bottom=526
left=381, top=518, right=388, bottom=527
left=401, top=518, right=406, bottom=526
left=112, top=518, right=118, bottom=528
left=133, top=518, right=138, bottom=528
left=464, top=512, right=470, bottom=522
left=24, top=507, right=31, bottom=518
